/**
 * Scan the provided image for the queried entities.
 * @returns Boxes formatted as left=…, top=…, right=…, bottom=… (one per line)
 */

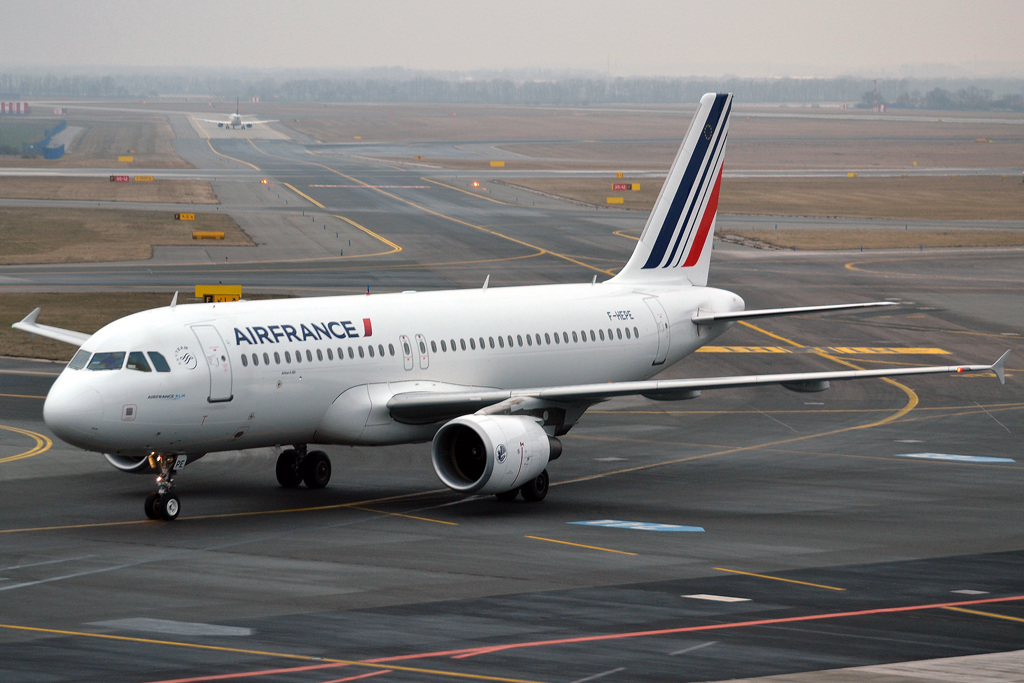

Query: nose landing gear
left=143, top=454, right=186, bottom=521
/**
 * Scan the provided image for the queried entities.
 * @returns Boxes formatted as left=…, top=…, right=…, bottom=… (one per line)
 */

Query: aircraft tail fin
left=612, top=92, right=732, bottom=287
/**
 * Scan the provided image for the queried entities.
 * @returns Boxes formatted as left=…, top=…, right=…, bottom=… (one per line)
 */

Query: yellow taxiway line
left=0, top=425, right=52, bottom=464
left=525, top=536, right=637, bottom=556
left=714, top=567, right=845, bottom=591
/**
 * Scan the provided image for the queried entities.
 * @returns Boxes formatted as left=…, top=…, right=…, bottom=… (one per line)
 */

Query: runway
left=0, top=121, right=1022, bottom=682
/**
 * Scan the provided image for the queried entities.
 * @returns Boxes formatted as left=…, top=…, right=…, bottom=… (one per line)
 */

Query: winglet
left=991, top=349, right=1010, bottom=385
left=170, top=291, right=178, bottom=309
left=18, top=307, right=41, bottom=327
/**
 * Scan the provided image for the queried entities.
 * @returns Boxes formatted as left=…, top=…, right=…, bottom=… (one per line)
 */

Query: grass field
left=0, top=117, right=192, bottom=169
left=503, top=175, right=1024, bottom=221
left=2, top=293, right=290, bottom=361
left=0, top=208, right=252, bottom=264
left=0, top=177, right=218, bottom=203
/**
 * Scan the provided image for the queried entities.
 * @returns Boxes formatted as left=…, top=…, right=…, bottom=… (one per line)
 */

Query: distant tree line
left=1, top=71, right=1022, bottom=110
left=859, top=85, right=1024, bottom=111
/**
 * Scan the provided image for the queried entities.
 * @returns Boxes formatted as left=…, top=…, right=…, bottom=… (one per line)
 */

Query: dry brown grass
left=282, top=103, right=1024, bottom=171
left=1, top=293, right=290, bottom=361
left=0, top=208, right=253, bottom=264
left=719, top=229, right=1024, bottom=250
left=502, top=175, right=1024, bottom=221
left=720, top=176, right=1024, bottom=220
left=0, top=119, right=192, bottom=169
left=0, top=177, right=218, bottom=203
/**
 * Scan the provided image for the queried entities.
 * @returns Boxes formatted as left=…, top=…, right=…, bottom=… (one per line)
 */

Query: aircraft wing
left=12, top=308, right=91, bottom=346
left=244, top=119, right=278, bottom=125
left=691, top=301, right=896, bottom=325
left=195, top=118, right=230, bottom=125
left=387, top=351, right=1010, bottom=424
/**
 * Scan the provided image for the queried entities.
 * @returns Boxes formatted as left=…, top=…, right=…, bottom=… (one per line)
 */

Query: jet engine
left=431, top=415, right=559, bottom=494
left=104, top=453, right=205, bottom=473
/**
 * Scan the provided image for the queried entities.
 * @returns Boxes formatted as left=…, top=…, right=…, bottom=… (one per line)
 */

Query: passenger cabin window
left=498, top=336, right=504, bottom=348
left=317, top=349, right=323, bottom=361
left=263, top=352, right=270, bottom=365
left=358, top=346, right=364, bottom=358
left=348, top=347, right=354, bottom=359
left=285, top=351, right=292, bottom=363
left=441, top=340, right=448, bottom=352
left=241, top=354, right=249, bottom=367
left=148, top=352, right=171, bottom=372
left=68, top=349, right=91, bottom=370
left=389, top=343, right=396, bottom=356
left=379, top=344, right=385, bottom=357
left=306, top=350, right=313, bottom=362
left=252, top=353, right=259, bottom=366
left=517, top=335, right=523, bottom=347
left=572, top=331, right=578, bottom=342
left=326, top=348, right=333, bottom=361
left=275, top=352, right=281, bottom=364
left=87, top=352, right=125, bottom=371
left=367, top=345, right=374, bottom=358
left=633, top=326, right=639, bottom=337
left=127, top=351, right=151, bottom=372
left=470, top=338, right=476, bottom=350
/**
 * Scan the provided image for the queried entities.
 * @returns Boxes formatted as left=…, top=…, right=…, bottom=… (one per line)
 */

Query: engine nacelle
left=104, top=453, right=154, bottom=473
left=432, top=415, right=554, bottom=494
left=103, top=453, right=205, bottom=473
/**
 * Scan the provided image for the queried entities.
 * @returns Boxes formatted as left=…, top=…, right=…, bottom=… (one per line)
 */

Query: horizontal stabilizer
left=12, top=308, right=91, bottom=346
left=387, top=351, right=1008, bottom=423
left=692, top=301, right=896, bottom=325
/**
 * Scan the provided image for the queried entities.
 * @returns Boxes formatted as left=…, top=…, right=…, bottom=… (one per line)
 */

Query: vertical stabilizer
left=613, top=92, right=732, bottom=287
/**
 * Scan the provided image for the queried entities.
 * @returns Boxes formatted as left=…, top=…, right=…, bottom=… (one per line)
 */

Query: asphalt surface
left=0, top=117, right=1022, bottom=683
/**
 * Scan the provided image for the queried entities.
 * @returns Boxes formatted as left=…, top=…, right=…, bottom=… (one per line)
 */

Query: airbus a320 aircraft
left=195, top=97, right=278, bottom=129
left=16, top=93, right=1008, bottom=521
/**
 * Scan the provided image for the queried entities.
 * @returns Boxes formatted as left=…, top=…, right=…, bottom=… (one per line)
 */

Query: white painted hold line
left=683, top=594, right=751, bottom=603
left=896, top=452, right=1015, bottom=463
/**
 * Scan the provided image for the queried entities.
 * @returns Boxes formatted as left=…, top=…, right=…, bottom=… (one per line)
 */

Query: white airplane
left=196, top=97, right=277, bottom=129
left=15, top=93, right=1008, bottom=522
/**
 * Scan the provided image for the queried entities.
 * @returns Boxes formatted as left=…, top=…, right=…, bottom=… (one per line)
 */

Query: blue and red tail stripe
left=643, top=93, right=731, bottom=269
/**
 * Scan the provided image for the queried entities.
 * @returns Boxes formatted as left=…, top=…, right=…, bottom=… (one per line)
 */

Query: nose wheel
left=144, top=454, right=186, bottom=521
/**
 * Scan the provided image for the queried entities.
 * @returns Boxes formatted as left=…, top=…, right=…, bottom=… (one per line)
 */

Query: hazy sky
left=3, top=0, right=1022, bottom=78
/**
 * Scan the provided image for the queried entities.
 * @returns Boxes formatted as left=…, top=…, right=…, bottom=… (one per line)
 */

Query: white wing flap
left=387, top=352, right=1009, bottom=423
left=11, top=308, right=91, bottom=346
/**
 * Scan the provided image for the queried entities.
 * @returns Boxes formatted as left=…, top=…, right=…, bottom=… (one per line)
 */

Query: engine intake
left=432, top=415, right=554, bottom=494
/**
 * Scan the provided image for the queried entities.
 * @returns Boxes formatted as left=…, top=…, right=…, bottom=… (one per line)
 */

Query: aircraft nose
left=43, top=381, right=104, bottom=443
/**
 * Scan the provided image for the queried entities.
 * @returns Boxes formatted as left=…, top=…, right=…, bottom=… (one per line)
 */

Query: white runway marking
left=568, top=667, right=626, bottom=683
left=951, top=589, right=989, bottom=595
left=683, top=594, right=750, bottom=602
left=89, top=618, right=252, bottom=637
left=670, top=641, right=717, bottom=656
left=896, top=452, right=1015, bottom=463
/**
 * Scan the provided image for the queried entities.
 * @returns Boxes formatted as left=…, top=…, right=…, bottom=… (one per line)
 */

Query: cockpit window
left=148, top=352, right=171, bottom=373
left=87, top=352, right=126, bottom=371
left=126, top=352, right=151, bottom=372
left=68, top=349, right=91, bottom=370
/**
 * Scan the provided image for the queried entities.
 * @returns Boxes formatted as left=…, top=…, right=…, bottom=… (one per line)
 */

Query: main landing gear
left=144, top=454, right=185, bottom=521
left=276, top=445, right=332, bottom=489
left=495, top=469, right=549, bottom=503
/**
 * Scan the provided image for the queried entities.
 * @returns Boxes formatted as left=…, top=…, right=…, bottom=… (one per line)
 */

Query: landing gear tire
left=520, top=469, right=549, bottom=502
left=495, top=489, right=520, bottom=502
left=276, top=449, right=303, bottom=488
left=302, top=451, right=331, bottom=489
left=155, top=493, right=180, bottom=521
left=144, top=492, right=161, bottom=520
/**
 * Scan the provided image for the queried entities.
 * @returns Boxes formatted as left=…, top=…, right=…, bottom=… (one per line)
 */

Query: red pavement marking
left=140, top=594, right=1024, bottom=682
left=144, top=662, right=351, bottom=683
left=443, top=594, right=1024, bottom=660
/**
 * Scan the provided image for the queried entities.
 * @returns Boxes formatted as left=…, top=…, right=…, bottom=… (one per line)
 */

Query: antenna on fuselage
left=592, top=275, right=597, bottom=285
left=170, top=291, right=178, bottom=309
left=482, top=274, right=489, bottom=291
